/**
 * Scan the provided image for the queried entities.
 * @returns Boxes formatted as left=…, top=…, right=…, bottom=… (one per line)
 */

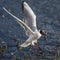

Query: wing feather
left=22, top=2, right=37, bottom=36
left=3, top=7, right=34, bottom=35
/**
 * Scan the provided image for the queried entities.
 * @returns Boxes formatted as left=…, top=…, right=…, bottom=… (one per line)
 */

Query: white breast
left=32, top=30, right=41, bottom=40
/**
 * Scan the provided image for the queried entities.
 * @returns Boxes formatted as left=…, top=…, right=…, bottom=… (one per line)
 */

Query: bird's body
left=20, top=2, right=41, bottom=47
left=21, top=30, right=41, bottom=47
left=3, top=1, right=47, bottom=48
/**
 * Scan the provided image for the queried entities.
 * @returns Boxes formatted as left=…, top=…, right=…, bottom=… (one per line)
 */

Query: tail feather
left=21, top=42, right=31, bottom=47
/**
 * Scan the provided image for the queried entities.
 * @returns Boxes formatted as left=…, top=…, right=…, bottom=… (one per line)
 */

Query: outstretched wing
left=22, top=2, right=37, bottom=36
left=3, top=7, right=34, bottom=35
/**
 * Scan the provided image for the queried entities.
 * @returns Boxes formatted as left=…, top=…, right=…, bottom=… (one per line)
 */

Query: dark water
left=0, top=0, right=60, bottom=60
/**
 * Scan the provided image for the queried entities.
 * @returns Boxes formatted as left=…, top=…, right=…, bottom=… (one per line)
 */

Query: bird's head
left=39, top=29, right=48, bottom=44
left=39, top=30, right=47, bottom=36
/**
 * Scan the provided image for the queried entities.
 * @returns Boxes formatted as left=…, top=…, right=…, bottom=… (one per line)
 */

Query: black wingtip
left=22, top=1, right=25, bottom=3
left=22, top=1, right=25, bottom=12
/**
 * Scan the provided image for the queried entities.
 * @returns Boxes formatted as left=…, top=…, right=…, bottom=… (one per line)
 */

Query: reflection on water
left=0, top=0, right=60, bottom=60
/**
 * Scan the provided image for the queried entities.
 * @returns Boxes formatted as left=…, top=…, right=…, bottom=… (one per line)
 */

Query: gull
left=3, top=1, right=47, bottom=49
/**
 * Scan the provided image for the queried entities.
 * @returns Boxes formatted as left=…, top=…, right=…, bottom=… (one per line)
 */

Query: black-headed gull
left=3, top=1, right=47, bottom=48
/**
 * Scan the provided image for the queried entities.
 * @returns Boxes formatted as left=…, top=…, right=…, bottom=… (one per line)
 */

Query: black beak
left=43, top=31, right=47, bottom=36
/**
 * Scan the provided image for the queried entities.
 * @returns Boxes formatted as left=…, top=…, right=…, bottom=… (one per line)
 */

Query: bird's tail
left=20, top=42, right=31, bottom=47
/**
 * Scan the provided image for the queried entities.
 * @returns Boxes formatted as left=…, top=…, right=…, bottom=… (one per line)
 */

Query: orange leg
left=31, top=45, right=36, bottom=52
left=37, top=43, right=42, bottom=51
